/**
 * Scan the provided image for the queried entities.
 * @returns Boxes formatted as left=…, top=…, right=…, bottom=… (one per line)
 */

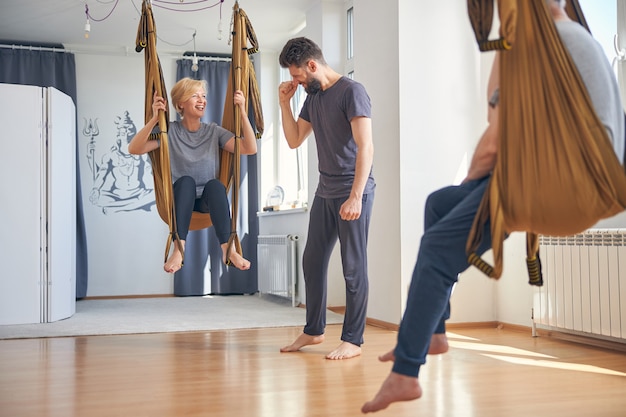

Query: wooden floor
left=1, top=324, right=625, bottom=417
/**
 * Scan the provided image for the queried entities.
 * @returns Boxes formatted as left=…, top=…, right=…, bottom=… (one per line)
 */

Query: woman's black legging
left=172, top=176, right=231, bottom=243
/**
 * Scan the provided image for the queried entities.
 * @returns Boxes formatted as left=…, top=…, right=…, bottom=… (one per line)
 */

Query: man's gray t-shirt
left=557, top=20, right=625, bottom=165
left=299, top=76, right=376, bottom=198
left=168, top=120, right=233, bottom=197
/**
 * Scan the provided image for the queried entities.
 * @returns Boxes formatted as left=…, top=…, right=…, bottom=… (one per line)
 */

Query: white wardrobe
left=0, top=83, right=76, bottom=325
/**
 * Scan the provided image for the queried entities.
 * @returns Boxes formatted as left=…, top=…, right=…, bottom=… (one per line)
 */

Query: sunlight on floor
left=482, top=354, right=626, bottom=376
left=447, top=332, right=626, bottom=377
left=448, top=340, right=556, bottom=359
left=446, top=332, right=480, bottom=341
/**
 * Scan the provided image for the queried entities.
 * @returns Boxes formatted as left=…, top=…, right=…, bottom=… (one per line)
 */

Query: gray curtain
left=0, top=46, right=89, bottom=299
left=173, top=58, right=258, bottom=296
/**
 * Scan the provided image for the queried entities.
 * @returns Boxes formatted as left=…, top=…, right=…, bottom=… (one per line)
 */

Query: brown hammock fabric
left=216, top=1, right=265, bottom=256
left=135, top=0, right=179, bottom=263
left=467, top=0, right=516, bottom=51
left=135, top=0, right=264, bottom=263
left=466, top=0, right=626, bottom=284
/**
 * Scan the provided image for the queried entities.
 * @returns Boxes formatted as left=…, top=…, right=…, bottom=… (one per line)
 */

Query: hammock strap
left=136, top=0, right=182, bottom=264
left=467, top=0, right=517, bottom=51
left=222, top=2, right=265, bottom=262
left=525, top=233, right=542, bottom=286
left=222, top=1, right=244, bottom=262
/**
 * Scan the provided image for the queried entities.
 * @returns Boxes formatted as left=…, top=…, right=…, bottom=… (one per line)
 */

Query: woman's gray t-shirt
left=167, top=120, right=233, bottom=197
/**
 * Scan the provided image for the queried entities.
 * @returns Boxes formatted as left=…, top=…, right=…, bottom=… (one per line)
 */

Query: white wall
left=354, top=0, right=403, bottom=322
left=75, top=52, right=178, bottom=296
left=353, top=0, right=500, bottom=325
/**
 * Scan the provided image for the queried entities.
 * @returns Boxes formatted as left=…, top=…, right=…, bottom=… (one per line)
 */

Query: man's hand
left=278, top=80, right=298, bottom=104
left=339, top=196, right=362, bottom=221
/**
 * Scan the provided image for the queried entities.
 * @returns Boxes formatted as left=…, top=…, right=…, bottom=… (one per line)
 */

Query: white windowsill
left=257, top=206, right=308, bottom=217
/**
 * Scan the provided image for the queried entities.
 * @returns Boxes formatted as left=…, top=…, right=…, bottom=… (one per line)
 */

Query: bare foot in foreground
left=221, top=243, right=251, bottom=270
left=164, top=241, right=185, bottom=273
left=326, top=341, right=361, bottom=360
left=361, top=372, right=422, bottom=413
left=280, top=332, right=325, bottom=352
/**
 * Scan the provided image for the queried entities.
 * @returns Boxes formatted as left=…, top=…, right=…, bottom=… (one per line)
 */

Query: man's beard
left=305, top=77, right=322, bottom=95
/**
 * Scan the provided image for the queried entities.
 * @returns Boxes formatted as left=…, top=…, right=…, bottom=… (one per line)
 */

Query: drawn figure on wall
left=84, top=111, right=155, bottom=214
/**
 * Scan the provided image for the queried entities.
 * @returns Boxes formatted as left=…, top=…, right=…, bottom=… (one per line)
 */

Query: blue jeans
left=392, top=177, right=493, bottom=377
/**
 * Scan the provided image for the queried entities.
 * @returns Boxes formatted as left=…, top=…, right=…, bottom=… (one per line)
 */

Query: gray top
left=557, top=20, right=625, bottom=165
left=167, top=120, right=233, bottom=197
left=299, top=76, right=376, bottom=198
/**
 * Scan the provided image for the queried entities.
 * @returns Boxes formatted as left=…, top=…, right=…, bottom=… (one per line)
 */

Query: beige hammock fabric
left=135, top=0, right=264, bottom=263
left=466, top=0, right=626, bottom=284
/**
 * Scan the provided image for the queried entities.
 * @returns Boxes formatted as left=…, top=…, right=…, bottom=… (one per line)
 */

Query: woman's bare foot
left=280, top=332, right=325, bottom=352
left=221, top=243, right=251, bottom=270
left=326, top=341, right=362, bottom=360
left=164, top=240, right=185, bottom=273
left=428, top=333, right=449, bottom=355
left=361, top=372, right=422, bottom=413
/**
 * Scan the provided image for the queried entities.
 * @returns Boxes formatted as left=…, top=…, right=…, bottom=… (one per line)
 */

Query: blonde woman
left=130, top=78, right=257, bottom=273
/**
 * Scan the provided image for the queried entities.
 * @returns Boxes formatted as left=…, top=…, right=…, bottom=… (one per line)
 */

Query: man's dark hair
left=279, top=37, right=327, bottom=68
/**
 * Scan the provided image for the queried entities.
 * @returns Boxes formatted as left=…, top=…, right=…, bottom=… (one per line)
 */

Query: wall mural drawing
left=83, top=111, right=155, bottom=214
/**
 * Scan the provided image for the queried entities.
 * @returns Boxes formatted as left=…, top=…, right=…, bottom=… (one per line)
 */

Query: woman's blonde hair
left=170, top=77, right=207, bottom=116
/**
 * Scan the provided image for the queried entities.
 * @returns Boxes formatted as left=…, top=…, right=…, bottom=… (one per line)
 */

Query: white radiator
left=257, top=235, right=299, bottom=307
left=533, top=229, right=626, bottom=343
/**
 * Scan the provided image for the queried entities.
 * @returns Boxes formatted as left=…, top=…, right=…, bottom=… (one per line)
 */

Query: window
left=261, top=68, right=308, bottom=211
left=347, top=7, right=354, bottom=61
left=260, top=3, right=357, bottom=212
left=346, top=5, right=354, bottom=76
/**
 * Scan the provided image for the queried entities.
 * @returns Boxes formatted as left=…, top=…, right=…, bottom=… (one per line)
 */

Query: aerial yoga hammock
left=135, top=0, right=264, bottom=265
left=465, top=0, right=626, bottom=285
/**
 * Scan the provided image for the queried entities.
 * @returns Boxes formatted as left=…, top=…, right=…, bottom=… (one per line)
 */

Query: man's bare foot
left=326, top=341, right=361, bottom=360
left=376, top=334, right=448, bottom=363
left=221, top=243, right=251, bottom=270
left=280, top=333, right=325, bottom=352
left=378, top=348, right=395, bottom=362
left=164, top=241, right=185, bottom=273
left=428, top=333, right=449, bottom=355
left=361, top=372, right=422, bottom=413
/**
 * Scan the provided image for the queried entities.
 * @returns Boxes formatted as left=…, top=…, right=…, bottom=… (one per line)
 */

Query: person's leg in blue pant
left=376, top=182, right=476, bottom=364
left=363, top=177, right=493, bottom=413
left=425, top=182, right=483, bottom=354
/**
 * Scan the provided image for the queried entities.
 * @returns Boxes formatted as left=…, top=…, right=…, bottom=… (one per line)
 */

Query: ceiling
left=0, top=0, right=325, bottom=55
